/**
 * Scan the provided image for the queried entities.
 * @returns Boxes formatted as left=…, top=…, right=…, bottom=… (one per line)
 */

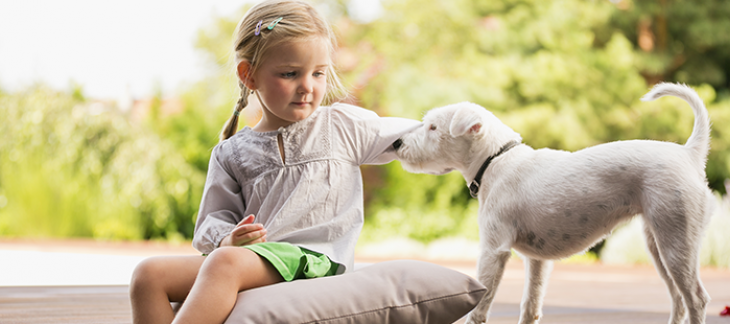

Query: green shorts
left=242, top=242, right=340, bottom=282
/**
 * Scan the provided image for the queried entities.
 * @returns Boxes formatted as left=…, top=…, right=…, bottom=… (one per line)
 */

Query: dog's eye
left=429, top=124, right=437, bottom=131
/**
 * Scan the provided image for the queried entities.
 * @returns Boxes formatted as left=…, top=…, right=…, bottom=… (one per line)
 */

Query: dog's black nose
left=392, top=139, right=403, bottom=150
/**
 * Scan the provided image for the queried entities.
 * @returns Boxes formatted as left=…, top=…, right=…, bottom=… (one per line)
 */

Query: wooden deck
left=1, top=280, right=730, bottom=324
left=1, top=239, right=729, bottom=323
left=0, top=285, right=131, bottom=324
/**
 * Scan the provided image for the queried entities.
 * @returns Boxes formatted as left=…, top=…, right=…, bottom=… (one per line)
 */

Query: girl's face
left=246, top=37, right=329, bottom=132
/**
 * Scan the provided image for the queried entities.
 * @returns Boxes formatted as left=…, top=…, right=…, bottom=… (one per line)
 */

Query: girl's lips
left=292, top=102, right=310, bottom=107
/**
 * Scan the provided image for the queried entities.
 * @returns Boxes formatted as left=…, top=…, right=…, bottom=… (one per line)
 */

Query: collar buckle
left=468, top=140, right=520, bottom=199
left=469, top=182, right=479, bottom=198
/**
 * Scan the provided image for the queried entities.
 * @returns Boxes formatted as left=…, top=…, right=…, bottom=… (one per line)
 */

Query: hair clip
left=255, top=20, right=263, bottom=36
left=268, top=17, right=283, bottom=30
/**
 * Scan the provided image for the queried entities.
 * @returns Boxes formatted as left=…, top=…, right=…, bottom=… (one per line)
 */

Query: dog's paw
left=464, top=312, right=486, bottom=324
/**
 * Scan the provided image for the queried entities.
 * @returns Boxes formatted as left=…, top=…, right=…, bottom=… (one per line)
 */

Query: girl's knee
left=204, top=247, right=249, bottom=270
left=130, top=257, right=167, bottom=291
left=202, top=247, right=281, bottom=291
left=201, top=247, right=265, bottom=281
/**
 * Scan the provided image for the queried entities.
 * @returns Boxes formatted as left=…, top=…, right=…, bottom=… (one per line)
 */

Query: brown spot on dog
left=579, top=215, right=589, bottom=224
left=527, top=231, right=536, bottom=245
left=536, top=238, right=546, bottom=250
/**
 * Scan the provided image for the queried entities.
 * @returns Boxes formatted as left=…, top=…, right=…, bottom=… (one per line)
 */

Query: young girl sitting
left=129, top=1, right=420, bottom=323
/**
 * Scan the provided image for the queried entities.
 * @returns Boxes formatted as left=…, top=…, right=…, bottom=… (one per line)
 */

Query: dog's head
left=394, top=102, right=520, bottom=175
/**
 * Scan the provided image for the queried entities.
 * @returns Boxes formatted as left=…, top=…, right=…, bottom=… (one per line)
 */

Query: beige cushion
left=224, top=260, right=486, bottom=324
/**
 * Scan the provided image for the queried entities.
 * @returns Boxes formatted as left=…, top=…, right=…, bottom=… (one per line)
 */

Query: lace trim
left=229, top=107, right=333, bottom=180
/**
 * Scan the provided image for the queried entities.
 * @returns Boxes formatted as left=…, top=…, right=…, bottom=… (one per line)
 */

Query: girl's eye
left=281, top=72, right=297, bottom=78
left=313, top=71, right=326, bottom=77
left=429, top=124, right=437, bottom=131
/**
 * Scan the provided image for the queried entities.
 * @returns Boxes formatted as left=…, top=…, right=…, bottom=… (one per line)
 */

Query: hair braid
left=219, top=82, right=250, bottom=142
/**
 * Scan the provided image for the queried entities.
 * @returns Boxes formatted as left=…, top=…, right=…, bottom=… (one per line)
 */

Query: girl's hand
left=218, top=215, right=267, bottom=247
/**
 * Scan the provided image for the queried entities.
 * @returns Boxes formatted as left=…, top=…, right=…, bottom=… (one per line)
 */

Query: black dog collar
left=469, top=141, right=520, bottom=198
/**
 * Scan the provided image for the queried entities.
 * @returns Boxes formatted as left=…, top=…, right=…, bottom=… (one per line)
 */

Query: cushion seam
left=300, top=288, right=487, bottom=324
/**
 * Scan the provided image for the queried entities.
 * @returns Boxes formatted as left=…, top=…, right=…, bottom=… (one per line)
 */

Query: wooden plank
left=0, top=286, right=131, bottom=324
left=1, top=283, right=729, bottom=324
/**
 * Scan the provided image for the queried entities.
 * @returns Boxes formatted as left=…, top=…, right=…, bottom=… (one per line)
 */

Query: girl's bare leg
left=172, top=246, right=283, bottom=324
left=130, top=255, right=206, bottom=324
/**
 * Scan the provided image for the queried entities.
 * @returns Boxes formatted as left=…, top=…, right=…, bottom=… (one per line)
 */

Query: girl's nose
left=298, top=77, right=313, bottom=94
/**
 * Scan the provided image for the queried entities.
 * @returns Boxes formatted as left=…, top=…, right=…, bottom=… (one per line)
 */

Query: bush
left=0, top=86, right=204, bottom=240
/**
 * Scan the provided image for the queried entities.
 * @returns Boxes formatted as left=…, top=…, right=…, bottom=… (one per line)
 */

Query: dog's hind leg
left=518, top=258, right=552, bottom=324
left=643, top=194, right=711, bottom=324
left=465, top=249, right=512, bottom=324
left=643, top=221, right=687, bottom=324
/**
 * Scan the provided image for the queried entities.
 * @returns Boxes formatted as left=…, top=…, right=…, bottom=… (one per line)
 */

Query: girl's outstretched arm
left=330, top=103, right=421, bottom=165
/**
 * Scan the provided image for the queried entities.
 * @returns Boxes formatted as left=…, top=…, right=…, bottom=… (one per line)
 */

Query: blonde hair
left=220, top=0, right=347, bottom=141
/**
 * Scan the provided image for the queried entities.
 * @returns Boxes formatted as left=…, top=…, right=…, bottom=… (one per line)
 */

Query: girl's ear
left=237, top=61, right=256, bottom=90
left=449, top=105, right=483, bottom=137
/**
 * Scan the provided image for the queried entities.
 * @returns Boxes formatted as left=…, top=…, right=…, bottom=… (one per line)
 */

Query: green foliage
left=337, top=0, right=730, bottom=243
left=0, top=86, right=204, bottom=240
left=3, top=0, right=730, bottom=249
left=360, top=164, right=480, bottom=243
left=608, top=0, right=730, bottom=92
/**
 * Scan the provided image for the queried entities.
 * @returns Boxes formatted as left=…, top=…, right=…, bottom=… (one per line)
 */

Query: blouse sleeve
left=192, top=142, right=245, bottom=254
left=330, top=103, right=422, bottom=165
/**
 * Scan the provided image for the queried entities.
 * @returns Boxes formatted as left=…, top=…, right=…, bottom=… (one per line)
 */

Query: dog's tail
left=641, top=82, right=711, bottom=166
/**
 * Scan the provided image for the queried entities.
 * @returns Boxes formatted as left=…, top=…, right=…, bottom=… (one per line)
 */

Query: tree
left=608, top=0, right=730, bottom=92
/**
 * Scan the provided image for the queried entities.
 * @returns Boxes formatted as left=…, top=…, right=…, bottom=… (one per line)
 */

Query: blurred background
left=1, top=0, right=729, bottom=268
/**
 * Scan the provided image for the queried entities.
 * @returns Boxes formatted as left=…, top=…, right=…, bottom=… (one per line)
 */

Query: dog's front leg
left=465, top=249, right=511, bottom=324
left=518, top=258, right=553, bottom=324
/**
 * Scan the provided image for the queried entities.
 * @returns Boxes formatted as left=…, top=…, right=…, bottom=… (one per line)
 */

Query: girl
left=129, top=1, right=420, bottom=323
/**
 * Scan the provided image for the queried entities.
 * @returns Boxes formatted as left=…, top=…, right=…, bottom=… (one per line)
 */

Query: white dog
left=393, top=83, right=713, bottom=324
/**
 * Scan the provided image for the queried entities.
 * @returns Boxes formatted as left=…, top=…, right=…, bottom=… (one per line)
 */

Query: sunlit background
left=1, top=0, right=729, bottom=269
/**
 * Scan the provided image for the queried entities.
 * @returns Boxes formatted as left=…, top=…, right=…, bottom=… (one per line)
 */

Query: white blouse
left=193, top=103, right=421, bottom=272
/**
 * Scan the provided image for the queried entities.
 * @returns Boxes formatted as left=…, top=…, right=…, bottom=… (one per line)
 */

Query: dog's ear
left=449, top=106, right=483, bottom=137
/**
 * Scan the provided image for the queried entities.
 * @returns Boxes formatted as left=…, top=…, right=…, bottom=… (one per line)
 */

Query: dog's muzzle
left=392, top=139, right=403, bottom=150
